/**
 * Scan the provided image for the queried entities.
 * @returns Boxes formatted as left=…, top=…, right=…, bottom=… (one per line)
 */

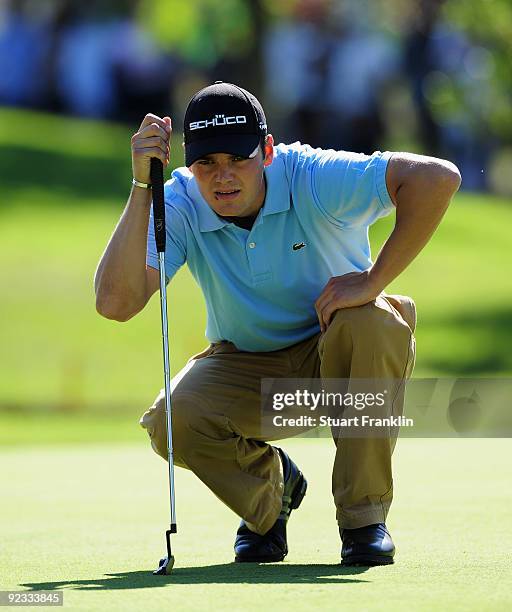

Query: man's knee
left=325, top=296, right=413, bottom=347
left=319, top=296, right=415, bottom=379
left=139, top=390, right=229, bottom=466
left=139, top=391, right=200, bottom=467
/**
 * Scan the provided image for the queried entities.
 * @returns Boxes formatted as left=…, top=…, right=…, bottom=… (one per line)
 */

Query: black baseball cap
left=183, top=81, right=267, bottom=166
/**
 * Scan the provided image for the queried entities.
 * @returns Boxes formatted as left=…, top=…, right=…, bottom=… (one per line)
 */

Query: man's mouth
left=214, top=189, right=241, bottom=201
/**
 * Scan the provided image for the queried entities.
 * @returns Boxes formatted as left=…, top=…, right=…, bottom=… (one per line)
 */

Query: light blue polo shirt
left=146, top=142, right=395, bottom=351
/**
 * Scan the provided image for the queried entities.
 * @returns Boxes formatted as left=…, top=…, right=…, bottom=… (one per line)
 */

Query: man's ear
left=182, top=141, right=191, bottom=170
left=263, top=134, right=274, bottom=167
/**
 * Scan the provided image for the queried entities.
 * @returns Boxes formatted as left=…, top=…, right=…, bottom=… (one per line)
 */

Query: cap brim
left=185, top=134, right=260, bottom=167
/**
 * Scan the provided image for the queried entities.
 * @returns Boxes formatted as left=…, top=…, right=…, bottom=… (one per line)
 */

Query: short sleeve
left=307, top=148, right=395, bottom=229
left=146, top=196, right=187, bottom=283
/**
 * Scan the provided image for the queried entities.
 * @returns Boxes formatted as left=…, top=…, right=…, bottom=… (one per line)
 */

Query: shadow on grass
left=418, top=307, right=512, bottom=375
left=21, top=563, right=371, bottom=590
left=0, top=145, right=128, bottom=202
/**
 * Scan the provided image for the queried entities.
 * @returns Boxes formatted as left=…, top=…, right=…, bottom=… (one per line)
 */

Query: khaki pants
left=140, top=295, right=416, bottom=534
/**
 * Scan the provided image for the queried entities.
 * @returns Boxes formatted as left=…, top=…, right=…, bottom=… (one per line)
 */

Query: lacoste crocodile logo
left=292, top=242, right=306, bottom=251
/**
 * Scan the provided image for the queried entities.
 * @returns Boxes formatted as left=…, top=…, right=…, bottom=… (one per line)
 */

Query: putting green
left=2, top=438, right=511, bottom=611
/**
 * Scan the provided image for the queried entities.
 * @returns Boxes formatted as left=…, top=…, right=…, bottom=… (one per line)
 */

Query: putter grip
left=150, top=158, right=166, bottom=253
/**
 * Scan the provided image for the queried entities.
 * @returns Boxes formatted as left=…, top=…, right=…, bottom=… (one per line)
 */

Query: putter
left=150, top=157, right=177, bottom=575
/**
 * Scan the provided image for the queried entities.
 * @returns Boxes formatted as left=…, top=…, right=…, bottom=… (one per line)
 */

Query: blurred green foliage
left=136, top=0, right=511, bottom=141
left=137, top=0, right=253, bottom=66
left=443, top=0, right=512, bottom=138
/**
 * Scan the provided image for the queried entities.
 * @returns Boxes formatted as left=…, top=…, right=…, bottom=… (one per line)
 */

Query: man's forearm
left=369, top=162, right=461, bottom=292
left=94, top=186, right=152, bottom=320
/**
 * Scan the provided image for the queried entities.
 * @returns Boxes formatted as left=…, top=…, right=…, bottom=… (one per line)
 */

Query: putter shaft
left=158, top=251, right=177, bottom=529
left=151, top=157, right=177, bottom=575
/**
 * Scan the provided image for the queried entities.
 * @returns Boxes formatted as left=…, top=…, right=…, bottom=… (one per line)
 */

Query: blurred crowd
left=1, top=0, right=509, bottom=192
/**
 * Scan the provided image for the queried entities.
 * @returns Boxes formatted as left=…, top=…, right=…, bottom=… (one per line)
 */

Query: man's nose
left=215, top=164, right=234, bottom=183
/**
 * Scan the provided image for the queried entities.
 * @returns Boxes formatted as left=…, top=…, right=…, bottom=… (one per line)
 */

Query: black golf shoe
left=340, top=523, right=395, bottom=566
left=234, top=447, right=307, bottom=563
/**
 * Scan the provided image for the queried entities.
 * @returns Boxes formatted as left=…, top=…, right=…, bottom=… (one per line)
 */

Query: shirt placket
left=245, top=225, right=272, bottom=284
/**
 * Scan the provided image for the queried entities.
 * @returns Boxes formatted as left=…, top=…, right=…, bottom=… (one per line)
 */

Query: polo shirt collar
left=186, top=153, right=290, bottom=232
left=262, top=155, right=291, bottom=216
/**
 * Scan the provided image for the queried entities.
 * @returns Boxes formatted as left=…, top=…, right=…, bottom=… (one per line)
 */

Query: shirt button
left=249, top=242, right=256, bottom=249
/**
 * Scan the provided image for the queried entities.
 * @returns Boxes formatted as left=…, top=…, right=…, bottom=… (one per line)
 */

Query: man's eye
left=197, top=159, right=212, bottom=165
left=232, top=156, right=246, bottom=162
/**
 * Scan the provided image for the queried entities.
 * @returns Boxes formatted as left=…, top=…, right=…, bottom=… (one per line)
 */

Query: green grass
left=1, top=109, right=511, bottom=610
left=0, top=107, right=511, bottom=414
left=1, top=438, right=511, bottom=611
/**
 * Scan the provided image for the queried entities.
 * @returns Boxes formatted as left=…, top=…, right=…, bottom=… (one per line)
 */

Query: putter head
left=153, top=529, right=176, bottom=575
left=153, top=555, right=175, bottom=575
